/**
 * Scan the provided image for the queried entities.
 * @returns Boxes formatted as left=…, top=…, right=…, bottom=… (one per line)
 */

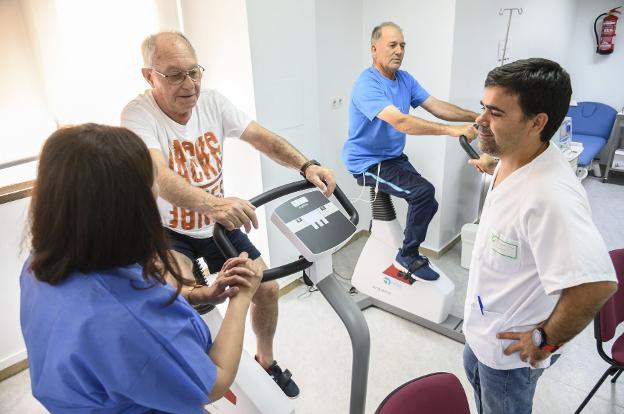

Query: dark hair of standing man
left=485, top=58, right=572, bottom=142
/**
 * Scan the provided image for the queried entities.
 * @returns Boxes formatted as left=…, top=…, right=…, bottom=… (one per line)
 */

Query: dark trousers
left=354, top=153, right=438, bottom=259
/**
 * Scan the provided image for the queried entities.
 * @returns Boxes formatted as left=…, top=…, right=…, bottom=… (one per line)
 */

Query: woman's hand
left=229, top=252, right=263, bottom=300
left=189, top=252, right=261, bottom=305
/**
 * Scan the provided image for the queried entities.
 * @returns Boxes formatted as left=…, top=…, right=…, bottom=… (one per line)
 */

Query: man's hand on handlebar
left=305, top=164, right=336, bottom=197
left=451, top=124, right=478, bottom=142
left=468, top=153, right=498, bottom=175
left=207, top=196, right=259, bottom=233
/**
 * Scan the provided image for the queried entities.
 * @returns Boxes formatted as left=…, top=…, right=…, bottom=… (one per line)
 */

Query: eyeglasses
left=151, top=65, right=205, bottom=85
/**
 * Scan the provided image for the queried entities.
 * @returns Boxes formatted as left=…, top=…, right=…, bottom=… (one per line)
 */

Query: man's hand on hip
left=207, top=196, right=259, bottom=232
left=305, top=165, right=336, bottom=197
left=498, top=330, right=551, bottom=368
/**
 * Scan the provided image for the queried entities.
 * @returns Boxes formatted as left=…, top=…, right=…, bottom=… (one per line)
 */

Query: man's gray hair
left=141, top=31, right=196, bottom=68
left=371, top=22, right=403, bottom=45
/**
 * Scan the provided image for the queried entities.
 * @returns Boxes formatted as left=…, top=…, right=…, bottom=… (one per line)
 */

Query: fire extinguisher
left=594, top=6, right=621, bottom=54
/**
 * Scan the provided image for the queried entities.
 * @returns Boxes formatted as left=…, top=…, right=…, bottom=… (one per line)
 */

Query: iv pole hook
left=499, top=8, right=523, bottom=65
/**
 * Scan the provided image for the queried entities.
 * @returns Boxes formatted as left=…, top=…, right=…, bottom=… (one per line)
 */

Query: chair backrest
left=375, top=372, right=470, bottom=414
left=598, top=249, right=624, bottom=342
left=567, top=102, right=617, bottom=138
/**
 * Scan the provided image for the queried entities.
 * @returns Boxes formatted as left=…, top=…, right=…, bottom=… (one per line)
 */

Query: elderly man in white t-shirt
left=463, top=58, right=617, bottom=413
left=121, top=31, right=335, bottom=398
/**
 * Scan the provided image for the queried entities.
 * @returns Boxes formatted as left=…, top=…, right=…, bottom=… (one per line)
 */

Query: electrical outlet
left=331, top=97, right=343, bottom=110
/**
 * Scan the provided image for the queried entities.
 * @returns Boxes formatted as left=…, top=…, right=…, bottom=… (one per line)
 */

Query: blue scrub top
left=342, top=67, right=430, bottom=174
left=20, top=260, right=217, bottom=414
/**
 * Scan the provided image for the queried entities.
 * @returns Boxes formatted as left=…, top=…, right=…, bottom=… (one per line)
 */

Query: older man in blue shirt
left=342, top=21, right=478, bottom=281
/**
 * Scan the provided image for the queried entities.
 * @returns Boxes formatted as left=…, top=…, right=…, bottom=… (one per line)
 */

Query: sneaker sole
left=409, top=274, right=439, bottom=283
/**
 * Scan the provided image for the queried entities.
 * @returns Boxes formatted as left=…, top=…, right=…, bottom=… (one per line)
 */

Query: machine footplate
left=382, top=264, right=416, bottom=285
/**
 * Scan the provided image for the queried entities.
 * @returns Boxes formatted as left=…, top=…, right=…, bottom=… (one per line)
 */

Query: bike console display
left=271, top=190, right=356, bottom=261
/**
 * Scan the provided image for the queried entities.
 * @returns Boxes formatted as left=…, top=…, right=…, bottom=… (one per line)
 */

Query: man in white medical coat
left=463, top=58, right=617, bottom=414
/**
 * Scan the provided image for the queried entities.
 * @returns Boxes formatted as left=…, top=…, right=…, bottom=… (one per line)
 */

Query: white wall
left=443, top=0, right=580, bottom=246
left=0, top=199, right=30, bottom=371
left=21, top=0, right=159, bottom=126
left=0, top=0, right=55, bottom=172
left=567, top=0, right=624, bottom=111
left=180, top=0, right=270, bottom=264
left=245, top=0, right=323, bottom=280
left=314, top=0, right=367, bottom=229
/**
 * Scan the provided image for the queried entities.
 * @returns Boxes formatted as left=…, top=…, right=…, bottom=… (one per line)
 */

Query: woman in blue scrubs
left=20, top=123, right=262, bottom=413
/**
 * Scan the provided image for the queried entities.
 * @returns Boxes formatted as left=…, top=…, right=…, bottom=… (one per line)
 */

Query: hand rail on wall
left=0, top=156, right=38, bottom=204
left=0, top=181, right=35, bottom=204
left=0, top=156, right=38, bottom=171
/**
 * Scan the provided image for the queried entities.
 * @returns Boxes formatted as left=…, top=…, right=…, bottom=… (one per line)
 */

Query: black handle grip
left=213, top=180, right=358, bottom=282
left=331, top=184, right=359, bottom=226
left=460, top=135, right=480, bottom=160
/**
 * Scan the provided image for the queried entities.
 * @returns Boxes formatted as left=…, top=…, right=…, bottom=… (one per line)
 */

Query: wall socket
left=331, top=97, right=343, bottom=109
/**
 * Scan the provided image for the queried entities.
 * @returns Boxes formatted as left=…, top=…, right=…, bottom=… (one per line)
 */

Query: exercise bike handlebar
left=459, top=135, right=480, bottom=160
left=213, top=180, right=359, bottom=282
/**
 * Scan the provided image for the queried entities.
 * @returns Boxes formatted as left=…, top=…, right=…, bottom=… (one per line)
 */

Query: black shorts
left=166, top=228, right=261, bottom=273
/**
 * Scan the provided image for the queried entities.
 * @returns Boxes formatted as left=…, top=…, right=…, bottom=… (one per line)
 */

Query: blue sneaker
left=394, top=254, right=440, bottom=282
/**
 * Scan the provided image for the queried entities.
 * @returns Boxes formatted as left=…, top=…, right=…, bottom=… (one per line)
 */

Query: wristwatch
left=300, top=159, right=320, bottom=178
left=531, top=327, right=560, bottom=353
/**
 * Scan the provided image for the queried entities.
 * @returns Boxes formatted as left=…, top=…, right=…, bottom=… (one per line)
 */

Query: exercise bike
left=194, top=181, right=370, bottom=414
left=349, top=136, right=480, bottom=343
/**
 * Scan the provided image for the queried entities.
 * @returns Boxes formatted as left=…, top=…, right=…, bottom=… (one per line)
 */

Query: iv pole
left=498, top=8, right=523, bottom=65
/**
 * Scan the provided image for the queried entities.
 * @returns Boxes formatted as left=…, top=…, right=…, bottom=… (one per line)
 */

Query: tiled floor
left=271, top=239, right=624, bottom=414
left=0, top=369, right=46, bottom=413
left=2, top=175, right=623, bottom=413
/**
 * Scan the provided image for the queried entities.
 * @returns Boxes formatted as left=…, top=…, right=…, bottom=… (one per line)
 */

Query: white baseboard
left=277, top=274, right=299, bottom=289
left=0, top=349, right=27, bottom=371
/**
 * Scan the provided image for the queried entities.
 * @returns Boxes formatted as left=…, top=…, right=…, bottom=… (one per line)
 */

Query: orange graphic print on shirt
left=167, top=131, right=223, bottom=231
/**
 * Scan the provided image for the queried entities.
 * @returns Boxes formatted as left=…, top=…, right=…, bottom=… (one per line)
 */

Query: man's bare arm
left=150, top=149, right=214, bottom=214
left=150, top=149, right=257, bottom=231
left=377, top=105, right=477, bottom=140
left=542, top=281, right=617, bottom=345
left=239, top=121, right=336, bottom=196
left=240, top=121, right=307, bottom=169
left=420, top=96, right=480, bottom=122
left=498, top=280, right=617, bottom=367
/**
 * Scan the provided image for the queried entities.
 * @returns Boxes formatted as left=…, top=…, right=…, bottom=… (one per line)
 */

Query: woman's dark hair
left=29, top=123, right=187, bottom=299
left=485, top=58, right=573, bottom=142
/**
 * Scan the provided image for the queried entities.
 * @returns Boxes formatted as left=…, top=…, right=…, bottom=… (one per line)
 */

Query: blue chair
left=567, top=102, right=617, bottom=177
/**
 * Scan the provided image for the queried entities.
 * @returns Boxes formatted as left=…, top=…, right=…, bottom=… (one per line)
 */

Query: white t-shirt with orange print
left=121, top=89, right=252, bottom=238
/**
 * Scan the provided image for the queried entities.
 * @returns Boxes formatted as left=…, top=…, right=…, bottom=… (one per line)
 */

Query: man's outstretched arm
left=377, top=105, right=478, bottom=140
left=150, top=149, right=258, bottom=232
left=240, top=121, right=336, bottom=196
left=420, top=96, right=480, bottom=122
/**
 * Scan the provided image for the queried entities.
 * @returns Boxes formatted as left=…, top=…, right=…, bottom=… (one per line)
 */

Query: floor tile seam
left=545, top=374, right=624, bottom=408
